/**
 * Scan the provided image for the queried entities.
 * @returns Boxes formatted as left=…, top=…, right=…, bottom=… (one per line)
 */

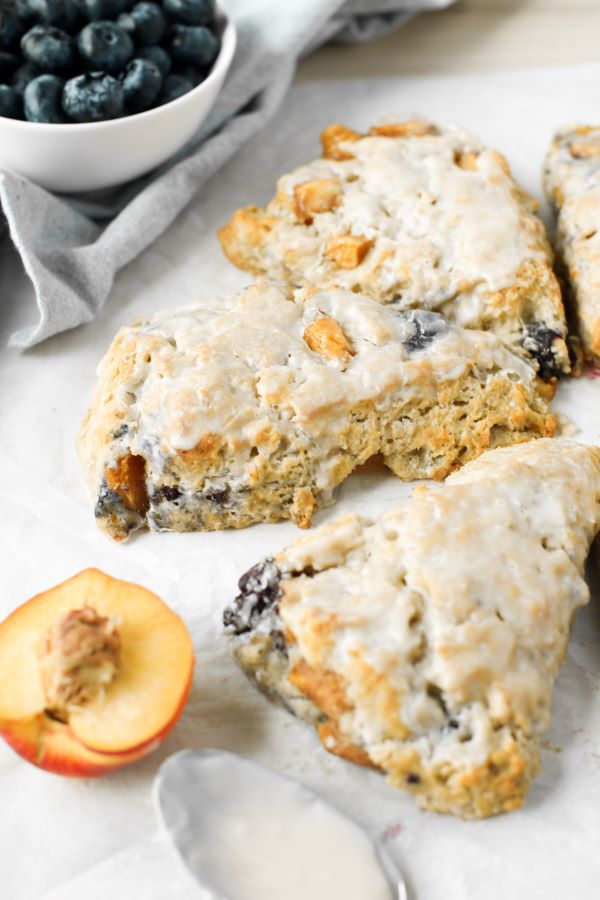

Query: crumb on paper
left=554, top=412, right=580, bottom=437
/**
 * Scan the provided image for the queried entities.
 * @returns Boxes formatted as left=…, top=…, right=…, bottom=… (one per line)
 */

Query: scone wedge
left=545, top=125, right=600, bottom=362
left=219, top=119, right=569, bottom=377
left=224, top=440, right=600, bottom=819
left=78, top=282, right=554, bottom=541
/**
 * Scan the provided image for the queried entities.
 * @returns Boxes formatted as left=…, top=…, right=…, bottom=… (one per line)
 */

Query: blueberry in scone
left=78, top=280, right=555, bottom=542
left=218, top=119, right=570, bottom=378
left=544, top=125, right=600, bottom=362
left=224, top=439, right=600, bottom=819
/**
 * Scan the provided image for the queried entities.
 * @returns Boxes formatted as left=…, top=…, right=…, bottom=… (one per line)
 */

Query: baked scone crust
left=219, top=120, right=569, bottom=377
left=224, top=440, right=600, bottom=819
left=78, top=281, right=554, bottom=541
left=544, top=125, right=600, bottom=361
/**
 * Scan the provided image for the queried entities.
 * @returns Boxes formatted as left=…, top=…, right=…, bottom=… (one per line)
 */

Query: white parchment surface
left=1, top=65, right=600, bottom=900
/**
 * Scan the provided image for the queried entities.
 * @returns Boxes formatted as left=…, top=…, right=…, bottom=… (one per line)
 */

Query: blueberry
left=223, top=558, right=282, bottom=635
left=15, top=1, right=79, bottom=32
left=0, top=7, right=25, bottom=51
left=522, top=323, right=564, bottom=380
left=137, top=43, right=170, bottom=75
left=0, top=50, right=20, bottom=80
left=396, top=310, right=449, bottom=352
left=23, top=72, right=65, bottom=121
left=63, top=70, right=124, bottom=121
left=78, top=21, right=134, bottom=75
left=117, top=2, right=165, bottom=46
left=163, top=0, right=215, bottom=26
left=21, top=25, right=76, bottom=74
left=167, top=24, right=219, bottom=67
left=174, top=64, right=204, bottom=86
left=76, top=0, right=131, bottom=22
left=159, top=72, right=192, bottom=104
left=121, top=57, right=161, bottom=112
left=11, top=61, right=41, bottom=94
left=0, top=84, right=23, bottom=119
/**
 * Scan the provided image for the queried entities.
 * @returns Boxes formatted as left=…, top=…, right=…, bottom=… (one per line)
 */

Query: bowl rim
left=0, top=7, right=237, bottom=133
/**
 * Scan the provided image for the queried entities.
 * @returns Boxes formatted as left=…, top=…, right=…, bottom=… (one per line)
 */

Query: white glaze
left=155, top=750, right=397, bottom=900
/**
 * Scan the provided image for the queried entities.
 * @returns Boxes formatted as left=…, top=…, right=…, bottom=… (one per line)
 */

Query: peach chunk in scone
left=0, top=569, right=194, bottom=777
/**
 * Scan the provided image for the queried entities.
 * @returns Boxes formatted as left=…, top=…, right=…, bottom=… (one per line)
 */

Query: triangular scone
left=544, top=125, right=600, bottom=362
left=224, top=440, right=600, bottom=819
left=218, top=120, right=569, bottom=377
left=78, top=282, right=554, bottom=541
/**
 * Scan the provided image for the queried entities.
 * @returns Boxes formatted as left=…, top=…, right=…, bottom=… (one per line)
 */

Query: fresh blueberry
left=78, top=21, right=134, bottom=75
left=76, top=0, right=131, bottom=22
left=0, top=50, right=20, bottom=80
left=0, top=84, right=23, bottom=119
left=173, top=64, right=204, bottom=86
left=21, top=25, right=76, bottom=74
left=117, top=2, right=165, bottom=46
left=163, top=0, right=215, bottom=26
left=63, top=71, right=124, bottom=121
left=159, top=72, right=192, bottom=104
left=11, top=61, right=41, bottom=94
left=23, top=72, right=65, bottom=121
left=137, top=43, right=170, bottom=76
left=0, top=7, right=25, bottom=52
left=167, top=24, right=218, bottom=68
left=121, top=57, right=161, bottom=112
left=15, top=1, right=79, bottom=32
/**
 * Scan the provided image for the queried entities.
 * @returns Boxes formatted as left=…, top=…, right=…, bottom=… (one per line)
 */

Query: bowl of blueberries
left=0, top=0, right=236, bottom=192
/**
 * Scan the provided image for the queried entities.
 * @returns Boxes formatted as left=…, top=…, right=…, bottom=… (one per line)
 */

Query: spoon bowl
left=154, top=748, right=408, bottom=900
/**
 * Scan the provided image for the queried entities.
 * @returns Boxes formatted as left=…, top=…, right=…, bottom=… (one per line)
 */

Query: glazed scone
left=218, top=119, right=569, bottom=378
left=78, top=281, right=554, bottom=541
left=224, top=440, right=600, bottom=819
left=544, top=125, right=600, bottom=361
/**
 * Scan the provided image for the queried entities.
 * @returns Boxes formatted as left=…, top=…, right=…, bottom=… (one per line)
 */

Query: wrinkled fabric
left=1, top=0, right=455, bottom=349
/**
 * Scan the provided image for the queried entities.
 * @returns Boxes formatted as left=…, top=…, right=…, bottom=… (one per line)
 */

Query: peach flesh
left=0, top=569, right=194, bottom=776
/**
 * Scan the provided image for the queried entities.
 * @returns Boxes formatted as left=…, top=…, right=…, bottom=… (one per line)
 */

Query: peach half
left=0, top=569, right=194, bottom=777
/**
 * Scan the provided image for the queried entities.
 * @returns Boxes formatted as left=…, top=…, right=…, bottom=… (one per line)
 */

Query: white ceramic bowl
left=0, top=12, right=236, bottom=194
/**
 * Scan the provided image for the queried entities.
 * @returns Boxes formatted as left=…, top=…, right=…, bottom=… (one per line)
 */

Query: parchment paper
left=1, top=65, right=600, bottom=900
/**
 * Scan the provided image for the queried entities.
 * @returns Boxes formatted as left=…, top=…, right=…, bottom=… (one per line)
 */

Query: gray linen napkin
left=2, top=0, right=455, bottom=349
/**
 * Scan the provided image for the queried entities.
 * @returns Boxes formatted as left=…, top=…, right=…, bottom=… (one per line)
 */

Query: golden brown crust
left=320, top=123, right=361, bottom=160
left=219, top=119, right=569, bottom=375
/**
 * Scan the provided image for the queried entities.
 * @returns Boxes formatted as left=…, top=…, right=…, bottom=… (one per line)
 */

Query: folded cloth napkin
left=2, top=0, right=455, bottom=350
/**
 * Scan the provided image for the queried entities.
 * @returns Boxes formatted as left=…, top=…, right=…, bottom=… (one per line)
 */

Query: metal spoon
left=154, top=748, right=408, bottom=900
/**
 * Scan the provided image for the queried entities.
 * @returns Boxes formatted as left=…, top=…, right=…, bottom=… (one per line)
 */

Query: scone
left=78, top=281, right=554, bottom=541
left=544, top=125, right=600, bottom=361
left=224, top=440, right=600, bottom=819
left=218, top=119, right=569, bottom=378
